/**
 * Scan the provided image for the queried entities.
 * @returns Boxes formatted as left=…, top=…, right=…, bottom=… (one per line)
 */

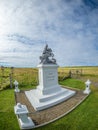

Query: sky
left=0, top=0, right=98, bottom=67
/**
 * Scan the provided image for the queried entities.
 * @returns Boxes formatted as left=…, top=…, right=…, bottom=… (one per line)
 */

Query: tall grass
left=0, top=66, right=98, bottom=90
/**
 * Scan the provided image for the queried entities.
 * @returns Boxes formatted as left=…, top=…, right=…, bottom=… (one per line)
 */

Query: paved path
left=15, top=87, right=88, bottom=126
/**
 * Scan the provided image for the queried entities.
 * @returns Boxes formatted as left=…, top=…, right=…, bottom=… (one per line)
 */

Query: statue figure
left=39, top=44, right=56, bottom=64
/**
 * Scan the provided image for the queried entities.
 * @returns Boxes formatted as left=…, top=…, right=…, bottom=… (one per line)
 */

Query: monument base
left=25, top=86, right=76, bottom=111
left=25, top=63, right=76, bottom=111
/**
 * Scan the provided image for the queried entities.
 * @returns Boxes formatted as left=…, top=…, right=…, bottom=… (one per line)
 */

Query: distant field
left=0, top=67, right=38, bottom=90
left=58, top=66, right=98, bottom=75
left=0, top=66, right=98, bottom=90
left=58, top=66, right=98, bottom=83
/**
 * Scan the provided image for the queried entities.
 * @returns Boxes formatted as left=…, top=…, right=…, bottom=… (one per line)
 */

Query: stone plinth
left=14, top=103, right=35, bottom=129
left=25, top=64, right=76, bottom=111
left=37, top=64, right=61, bottom=95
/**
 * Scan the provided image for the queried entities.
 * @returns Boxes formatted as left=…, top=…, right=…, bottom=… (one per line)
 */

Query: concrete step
left=25, top=88, right=76, bottom=111
left=35, top=88, right=68, bottom=102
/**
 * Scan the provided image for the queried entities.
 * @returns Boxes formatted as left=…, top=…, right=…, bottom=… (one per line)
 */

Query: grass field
left=0, top=66, right=98, bottom=130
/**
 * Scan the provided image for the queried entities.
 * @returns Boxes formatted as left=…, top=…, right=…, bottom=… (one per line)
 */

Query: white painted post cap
left=85, top=79, right=91, bottom=85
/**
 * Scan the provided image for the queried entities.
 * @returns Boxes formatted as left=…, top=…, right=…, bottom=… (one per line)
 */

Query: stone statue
left=39, top=44, right=56, bottom=64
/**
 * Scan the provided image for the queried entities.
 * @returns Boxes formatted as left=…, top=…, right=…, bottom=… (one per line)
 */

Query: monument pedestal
left=37, top=64, right=61, bottom=95
left=25, top=64, right=76, bottom=111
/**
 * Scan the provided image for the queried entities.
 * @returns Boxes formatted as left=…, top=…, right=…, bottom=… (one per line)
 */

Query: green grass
left=0, top=89, right=20, bottom=130
left=0, top=78, right=98, bottom=130
left=60, top=78, right=85, bottom=90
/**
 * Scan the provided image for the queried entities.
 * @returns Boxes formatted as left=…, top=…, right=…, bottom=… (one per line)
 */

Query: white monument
left=14, top=103, right=35, bottom=129
left=83, top=79, right=91, bottom=94
left=25, top=44, right=76, bottom=111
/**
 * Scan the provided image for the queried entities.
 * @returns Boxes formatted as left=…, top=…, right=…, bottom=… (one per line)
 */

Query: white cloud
left=0, top=38, right=43, bottom=67
left=0, top=0, right=98, bottom=67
